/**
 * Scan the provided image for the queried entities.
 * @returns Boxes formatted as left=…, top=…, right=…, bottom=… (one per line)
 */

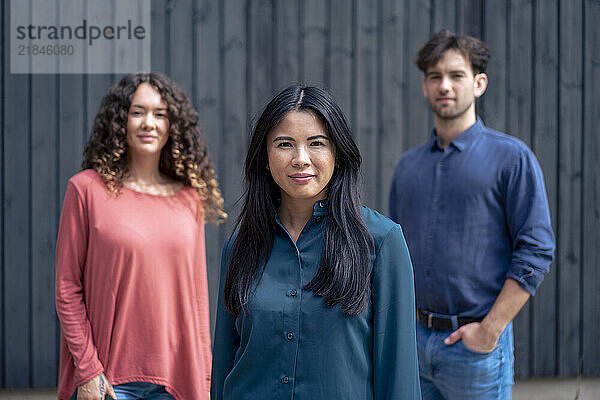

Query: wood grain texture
left=273, top=0, right=300, bottom=90
left=379, top=0, right=405, bottom=214
left=557, top=0, right=583, bottom=378
left=302, top=0, right=329, bottom=85
left=194, top=0, right=223, bottom=337
left=507, top=0, right=534, bottom=378
left=531, top=0, right=558, bottom=377
left=582, top=0, right=600, bottom=377
left=355, top=0, right=378, bottom=207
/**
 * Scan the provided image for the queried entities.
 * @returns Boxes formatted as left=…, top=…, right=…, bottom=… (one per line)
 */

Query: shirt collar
left=312, top=199, right=329, bottom=217
left=274, top=198, right=329, bottom=217
left=430, top=117, right=483, bottom=152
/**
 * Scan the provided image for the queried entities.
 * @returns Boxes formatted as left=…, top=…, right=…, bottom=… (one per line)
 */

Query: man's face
left=422, top=49, right=486, bottom=121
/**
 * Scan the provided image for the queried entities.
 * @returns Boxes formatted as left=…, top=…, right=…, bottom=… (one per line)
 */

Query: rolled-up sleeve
left=372, top=225, right=421, bottom=399
left=503, top=149, right=555, bottom=295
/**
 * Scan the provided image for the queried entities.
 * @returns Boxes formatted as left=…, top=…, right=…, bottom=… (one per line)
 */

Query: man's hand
left=443, top=322, right=499, bottom=353
left=77, top=373, right=117, bottom=400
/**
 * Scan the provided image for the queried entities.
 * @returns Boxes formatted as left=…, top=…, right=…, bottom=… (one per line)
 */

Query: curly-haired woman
left=55, top=72, right=225, bottom=400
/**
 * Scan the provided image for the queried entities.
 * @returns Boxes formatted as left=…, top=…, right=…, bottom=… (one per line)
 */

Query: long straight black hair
left=224, top=85, right=374, bottom=315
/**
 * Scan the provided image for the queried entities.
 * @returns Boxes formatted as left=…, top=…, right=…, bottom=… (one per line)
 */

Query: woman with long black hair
left=211, top=85, right=421, bottom=399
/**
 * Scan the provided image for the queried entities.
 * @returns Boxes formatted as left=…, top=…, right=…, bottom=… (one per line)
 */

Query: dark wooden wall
left=1, top=0, right=599, bottom=388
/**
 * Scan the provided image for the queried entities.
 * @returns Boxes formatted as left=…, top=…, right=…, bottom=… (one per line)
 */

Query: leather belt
left=417, top=308, right=483, bottom=331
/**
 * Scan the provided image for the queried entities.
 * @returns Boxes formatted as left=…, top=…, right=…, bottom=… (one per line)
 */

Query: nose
left=439, top=76, right=451, bottom=93
left=141, top=113, right=157, bottom=130
left=292, top=145, right=310, bottom=168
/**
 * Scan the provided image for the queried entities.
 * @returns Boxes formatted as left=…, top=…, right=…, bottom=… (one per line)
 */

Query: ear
left=422, top=76, right=427, bottom=97
left=473, top=73, right=488, bottom=98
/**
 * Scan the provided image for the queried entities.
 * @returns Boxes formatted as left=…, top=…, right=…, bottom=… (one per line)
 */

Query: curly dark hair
left=82, top=72, right=226, bottom=222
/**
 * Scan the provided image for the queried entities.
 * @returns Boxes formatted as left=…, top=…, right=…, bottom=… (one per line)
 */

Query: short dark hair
left=416, top=29, right=490, bottom=75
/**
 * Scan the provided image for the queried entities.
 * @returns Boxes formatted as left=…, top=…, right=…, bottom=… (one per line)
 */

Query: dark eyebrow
left=130, top=104, right=168, bottom=110
left=273, top=136, right=295, bottom=142
left=307, top=135, right=329, bottom=141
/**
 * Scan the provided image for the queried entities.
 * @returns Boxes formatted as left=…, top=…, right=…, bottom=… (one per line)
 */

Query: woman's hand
left=77, top=373, right=117, bottom=400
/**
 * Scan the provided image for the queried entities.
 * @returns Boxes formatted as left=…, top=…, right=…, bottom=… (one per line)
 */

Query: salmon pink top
left=55, top=169, right=211, bottom=400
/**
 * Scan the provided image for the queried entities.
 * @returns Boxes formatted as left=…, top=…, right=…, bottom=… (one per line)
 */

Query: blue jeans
left=417, top=321, right=514, bottom=400
left=71, top=381, right=175, bottom=400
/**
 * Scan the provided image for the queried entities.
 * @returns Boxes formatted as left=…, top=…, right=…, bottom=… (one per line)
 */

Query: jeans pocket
left=457, top=339, right=500, bottom=356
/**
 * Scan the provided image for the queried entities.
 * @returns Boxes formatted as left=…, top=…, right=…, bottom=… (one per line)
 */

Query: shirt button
left=425, top=269, right=431, bottom=277
left=287, top=332, right=294, bottom=340
left=283, top=376, right=290, bottom=384
left=290, top=289, right=297, bottom=297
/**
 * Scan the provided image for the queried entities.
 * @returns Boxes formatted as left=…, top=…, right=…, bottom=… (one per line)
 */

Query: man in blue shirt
left=389, top=30, right=555, bottom=399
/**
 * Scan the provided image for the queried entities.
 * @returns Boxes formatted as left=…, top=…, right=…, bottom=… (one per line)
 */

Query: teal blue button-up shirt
left=211, top=202, right=421, bottom=399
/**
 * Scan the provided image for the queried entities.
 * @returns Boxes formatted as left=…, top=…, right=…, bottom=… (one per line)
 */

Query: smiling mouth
left=289, top=174, right=315, bottom=183
left=138, top=135, right=157, bottom=142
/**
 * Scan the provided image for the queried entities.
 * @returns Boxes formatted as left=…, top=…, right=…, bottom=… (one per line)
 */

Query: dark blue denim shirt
left=211, top=203, right=421, bottom=400
left=389, top=119, right=555, bottom=318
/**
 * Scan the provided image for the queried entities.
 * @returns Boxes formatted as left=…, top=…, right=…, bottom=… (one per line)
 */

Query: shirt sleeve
left=372, top=225, right=421, bottom=400
left=210, top=238, right=241, bottom=400
left=503, top=148, right=555, bottom=295
left=55, top=181, right=104, bottom=386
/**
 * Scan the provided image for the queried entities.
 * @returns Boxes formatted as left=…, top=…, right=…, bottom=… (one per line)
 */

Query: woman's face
left=126, top=83, right=170, bottom=159
left=266, top=110, right=336, bottom=205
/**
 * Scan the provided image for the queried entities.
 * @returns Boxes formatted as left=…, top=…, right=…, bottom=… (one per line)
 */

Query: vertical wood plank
left=557, top=0, right=583, bottom=377
left=151, top=0, right=168, bottom=73
left=273, top=0, right=299, bottom=90
left=59, top=75, right=86, bottom=196
left=531, top=0, right=558, bottom=377
left=169, top=0, right=194, bottom=96
left=221, top=0, right=247, bottom=282
left=194, top=0, right=223, bottom=336
left=431, top=0, right=456, bottom=33
left=379, top=0, right=406, bottom=214
left=328, top=0, right=353, bottom=119
left=507, top=0, right=534, bottom=378
left=248, top=0, right=274, bottom=119
left=3, top=41, right=31, bottom=392
left=457, top=0, right=482, bottom=37
left=582, top=0, right=600, bottom=377
left=480, top=1, right=507, bottom=131
left=355, top=0, right=378, bottom=208
left=406, top=0, right=432, bottom=150
left=302, top=0, right=328, bottom=86
left=28, top=0, right=58, bottom=388
left=4, top=0, right=32, bottom=385
left=31, top=73, right=59, bottom=387
left=0, top=0, right=6, bottom=386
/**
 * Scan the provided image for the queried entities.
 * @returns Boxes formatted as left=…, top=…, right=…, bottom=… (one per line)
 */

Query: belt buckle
left=427, top=312, right=433, bottom=329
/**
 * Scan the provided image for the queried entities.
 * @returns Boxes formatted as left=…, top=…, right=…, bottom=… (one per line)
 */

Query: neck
left=278, top=195, right=323, bottom=242
left=127, top=153, right=163, bottom=183
left=434, top=109, right=477, bottom=149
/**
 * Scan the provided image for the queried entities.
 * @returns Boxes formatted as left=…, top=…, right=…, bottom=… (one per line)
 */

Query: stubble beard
left=430, top=99, right=473, bottom=121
